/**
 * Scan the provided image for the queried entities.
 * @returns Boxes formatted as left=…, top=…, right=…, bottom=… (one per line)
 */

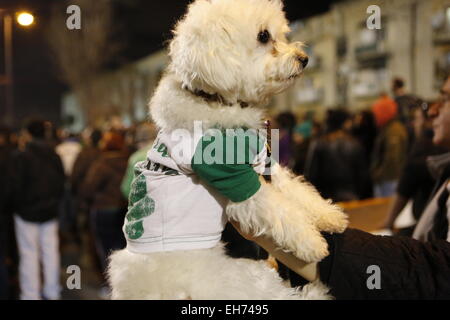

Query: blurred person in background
left=71, top=128, right=103, bottom=199
left=392, top=77, right=421, bottom=126
left=71, top=128, right=103, bottom=243
left=55, top=130, right=81, bottom=177
left=80, top=130, right=128, bottom=295
left=11, top=119, right=65, bottom=300
left=350, top=110, right=377, bottom=198
left=351, top=110, right=377, bottom=163
left=304, top=109, right=371, bottom=202
left=275, top=112, right=297, bottom=167
left=109, top=115, right=126, bottom=132
left=121, top=122, right=158, bottom=199
left=292, top=111, right=316, bottom=175
left=412, top=75, right=450, bottom=242
left=383, top=102, right=448, bottom=236
left=294, top=111, right=314, bottom=141
left=0, top=126, right=14, bottom=299
left=370, top=93, right=408, bottom=197
left=55, top=130, right=82, bottom=243
left=124, top=125, right=138, bottom=155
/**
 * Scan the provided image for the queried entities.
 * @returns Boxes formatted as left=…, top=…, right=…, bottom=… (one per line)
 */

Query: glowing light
left=17, top=12, right=34, bottom=27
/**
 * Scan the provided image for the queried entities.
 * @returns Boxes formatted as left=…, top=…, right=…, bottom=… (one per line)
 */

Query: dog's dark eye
left=258, top=30, right=271, bottom=44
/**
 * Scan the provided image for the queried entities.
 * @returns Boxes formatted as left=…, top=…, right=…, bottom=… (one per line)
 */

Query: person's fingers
left=229, top=219, right=255, bottom=241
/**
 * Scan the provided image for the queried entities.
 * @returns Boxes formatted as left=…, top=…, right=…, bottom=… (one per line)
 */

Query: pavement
left=60, top=231, right=107, bottom=300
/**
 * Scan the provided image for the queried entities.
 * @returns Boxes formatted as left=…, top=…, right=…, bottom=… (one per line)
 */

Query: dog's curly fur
left=108, top=0, right=348, bottom=300
left=108, top=243, right=333, bottom=300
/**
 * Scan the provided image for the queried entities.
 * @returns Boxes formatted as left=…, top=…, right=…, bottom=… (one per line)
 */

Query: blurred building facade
left=62, top=0, right=450, bottom=129
left=277, top=0, right=450, bottom=117
left=62, top=50, right=168, bottom=132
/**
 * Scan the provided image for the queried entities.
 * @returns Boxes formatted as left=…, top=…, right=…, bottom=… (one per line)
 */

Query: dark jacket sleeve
left=53, top=152, right=66, bottom=199
left=10, top=151, right=27, bottom=214
left=319, top=228, right=450, bottom=299
left=304, top=141, right=322, bottom=190
left=71, top=152, right=86, bottom=195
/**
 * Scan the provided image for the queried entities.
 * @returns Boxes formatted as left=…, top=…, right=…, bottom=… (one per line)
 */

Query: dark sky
left=0, top=0, right=337, bottom=128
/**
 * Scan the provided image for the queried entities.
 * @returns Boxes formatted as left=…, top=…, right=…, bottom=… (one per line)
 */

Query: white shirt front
left=123, top=128, right=267, bottom=253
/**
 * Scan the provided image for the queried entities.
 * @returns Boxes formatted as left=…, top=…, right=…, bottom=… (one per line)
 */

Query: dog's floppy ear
left=168, top=1, right=242, bottom=95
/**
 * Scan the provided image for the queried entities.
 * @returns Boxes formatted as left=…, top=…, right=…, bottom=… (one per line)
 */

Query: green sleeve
left=121, top=161, right=135, bottom=199
left=121, top=147, right=150, bottom=199
left=191, top=129, right=264, bottom=203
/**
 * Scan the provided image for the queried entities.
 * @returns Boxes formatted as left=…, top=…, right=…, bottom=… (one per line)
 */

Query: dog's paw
left=291, top=230, right=329, bottom=263
left=313, top=206, right=348, bottom=234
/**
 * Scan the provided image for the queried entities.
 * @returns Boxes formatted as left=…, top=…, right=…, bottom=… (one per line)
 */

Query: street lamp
left=16, top=12, right=34, bottom=27
left=0, top=9, right=35, bottom=125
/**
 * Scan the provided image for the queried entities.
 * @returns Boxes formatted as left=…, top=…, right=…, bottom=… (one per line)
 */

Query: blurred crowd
left=0, top=118, right=158, bottom=299
left=274, top=78, right=443, bottom=202
left=0, top=76, right=449, bottom=299
left=273, top=77, right=449, bottom=239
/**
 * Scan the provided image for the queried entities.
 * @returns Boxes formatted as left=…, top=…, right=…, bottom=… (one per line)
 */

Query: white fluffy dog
left=108, top=0, right=348, bottom=300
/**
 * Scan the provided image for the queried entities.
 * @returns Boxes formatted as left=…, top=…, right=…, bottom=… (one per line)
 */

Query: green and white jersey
left=123, top=127, right=267, bottom=253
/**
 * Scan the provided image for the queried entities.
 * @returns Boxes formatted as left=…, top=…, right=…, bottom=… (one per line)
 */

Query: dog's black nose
left=298, top=55, right=308, bottom=68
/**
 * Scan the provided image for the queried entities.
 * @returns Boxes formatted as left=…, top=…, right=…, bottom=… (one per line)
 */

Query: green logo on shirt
left=125, top=167, right=155, bottom=240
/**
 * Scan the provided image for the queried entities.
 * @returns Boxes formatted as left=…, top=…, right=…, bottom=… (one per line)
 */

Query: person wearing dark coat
left=392, top=77, right=422, bottom=126
left=80, top=131, right=128, bottom=274
left=351, top=110, right=377, bottom=163
left=383, top=105, right=448, bottom=236
left=11, top=119, right=65, bottom=300
left=319, top=228, right=450, bottom=299
left=71, top=129, right=103, bottom=198
left=411, top=77, right=450, bottom=243
left=71, top=129, right=103, bottom=241
left=304, top=109, right=372, bottom=202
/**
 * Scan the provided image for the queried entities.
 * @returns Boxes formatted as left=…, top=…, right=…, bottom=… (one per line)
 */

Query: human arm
left=381, top=156, right=426, bottom=229
left=232, top=223, right=450, bottom=299
left=229, top=220, right=319, bottom=282
left=382, top=194, right=409, bottom=230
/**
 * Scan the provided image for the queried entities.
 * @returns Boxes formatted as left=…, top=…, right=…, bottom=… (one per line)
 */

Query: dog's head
left=169, top=0, right=308, bottom=105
